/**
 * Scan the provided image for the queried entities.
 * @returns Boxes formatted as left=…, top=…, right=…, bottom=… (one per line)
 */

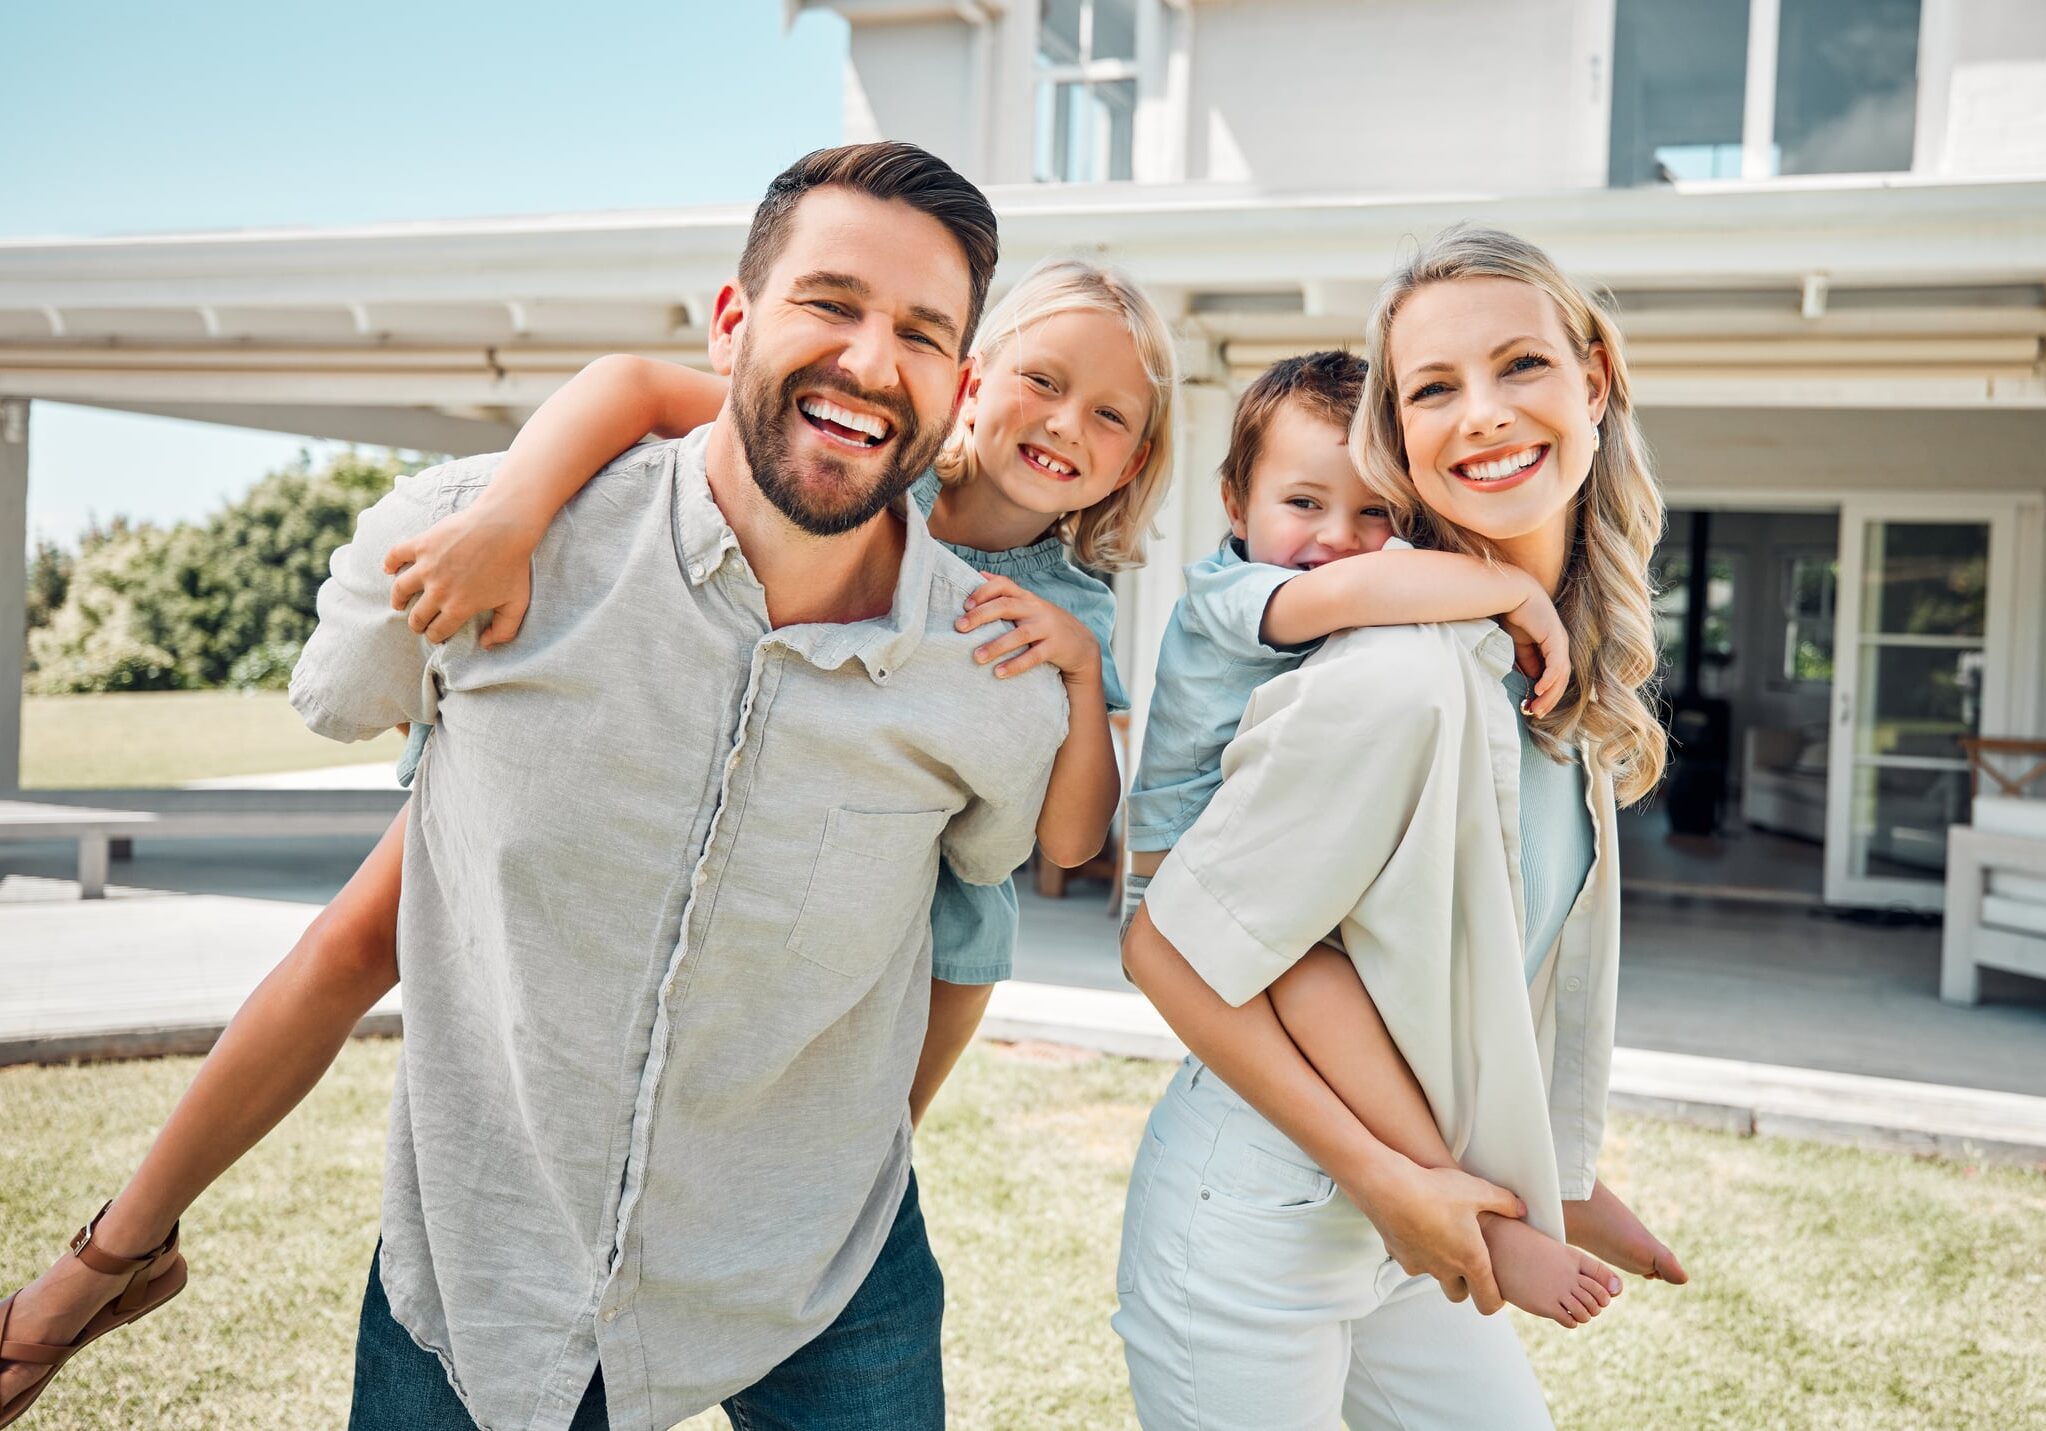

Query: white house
left=3, top=0, right=2044, bottom=915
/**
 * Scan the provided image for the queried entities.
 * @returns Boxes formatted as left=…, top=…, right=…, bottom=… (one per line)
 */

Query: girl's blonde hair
left=1355, top=224, right=1668, bottom=806
left=934, top=256, right=1177, bottom=572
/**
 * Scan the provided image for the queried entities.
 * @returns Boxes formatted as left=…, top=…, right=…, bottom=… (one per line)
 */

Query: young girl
left=1117, top=228, right=1681, bottom=1427
left=0, top=256, right=1177, bottom=1421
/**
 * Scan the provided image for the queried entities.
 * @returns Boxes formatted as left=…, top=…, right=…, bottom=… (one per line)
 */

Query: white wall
left=842, top=19, right=982, bottom=176
left=1916, top=0, right=2046, bottom=178
left=1181, top=0, right=1607, bottom=192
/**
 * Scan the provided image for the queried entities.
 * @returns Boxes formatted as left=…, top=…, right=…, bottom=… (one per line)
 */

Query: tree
left=26, top=450, right=410, bottom=694
left=24, top=538, right=71, bottom=637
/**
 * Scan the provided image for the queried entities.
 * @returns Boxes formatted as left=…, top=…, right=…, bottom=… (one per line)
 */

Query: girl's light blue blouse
left=399, top=470, right=1123, bottom=987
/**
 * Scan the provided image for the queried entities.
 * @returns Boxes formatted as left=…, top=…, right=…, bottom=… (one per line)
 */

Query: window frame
left=1609, top=0, right=1923, bottom=185
left=1033, top=0, right=1146, bottom=184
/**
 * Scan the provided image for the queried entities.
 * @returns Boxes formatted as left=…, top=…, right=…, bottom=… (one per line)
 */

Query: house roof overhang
left=1, top=173, right=2040, bottom=446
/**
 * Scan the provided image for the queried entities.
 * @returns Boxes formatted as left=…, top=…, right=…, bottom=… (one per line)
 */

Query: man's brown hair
left=736, top=142, right=1000, bottom=351
left=1219, top=349, right=1369, bottom=512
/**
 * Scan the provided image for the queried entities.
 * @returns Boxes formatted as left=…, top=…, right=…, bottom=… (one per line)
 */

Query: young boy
left=1123, top=351, right=1684, bottom=1327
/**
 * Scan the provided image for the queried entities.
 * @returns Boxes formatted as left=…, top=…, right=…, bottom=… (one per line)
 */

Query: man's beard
left=730, top=337, right=944, bottom=538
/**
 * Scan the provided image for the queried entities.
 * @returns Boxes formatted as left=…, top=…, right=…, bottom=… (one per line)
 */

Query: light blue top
left=1505, top=668, right=1594, bottom=985
left=1121, top=531, right=1589, bottom=985
left=1126, top=537, right=1355, bottom=852
left=399, top=468, right=1121, bottom=987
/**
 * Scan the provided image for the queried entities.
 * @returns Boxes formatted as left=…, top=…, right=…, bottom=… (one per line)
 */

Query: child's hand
left=955, top=576, right=1101, bottom=686
left=1497, top=579, right=1571, bottom=718
left=383, top=500, right=543, bottom=648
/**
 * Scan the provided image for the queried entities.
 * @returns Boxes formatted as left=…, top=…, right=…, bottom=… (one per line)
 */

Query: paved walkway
left=5, top=818, right=2045, bottom=1165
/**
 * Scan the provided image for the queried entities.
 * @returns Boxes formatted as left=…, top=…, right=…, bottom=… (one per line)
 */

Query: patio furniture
left=1941, top=739, right=2046, bottom=1005
left=0, top=800, right=162, bottom=899
left=0, top=789, right=408, bottom=900
left=1742, top=724, right=1828, bottom=843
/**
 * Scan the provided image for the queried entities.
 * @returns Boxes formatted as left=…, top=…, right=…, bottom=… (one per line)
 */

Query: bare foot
left=1564, top=1180, right=1688, bottom=1285
left=1479, top=1212, right=1621, bottom=1328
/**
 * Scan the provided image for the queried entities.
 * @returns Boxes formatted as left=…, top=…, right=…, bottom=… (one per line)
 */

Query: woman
left=1115, top=226, right=1670, bottom=1429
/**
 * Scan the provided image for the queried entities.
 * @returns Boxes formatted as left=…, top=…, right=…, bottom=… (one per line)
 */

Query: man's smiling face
left=717, top=186, right=974, bottom=536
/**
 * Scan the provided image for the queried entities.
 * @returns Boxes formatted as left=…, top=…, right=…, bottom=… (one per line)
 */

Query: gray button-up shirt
left=290, top=428, right=1066, bottom=1431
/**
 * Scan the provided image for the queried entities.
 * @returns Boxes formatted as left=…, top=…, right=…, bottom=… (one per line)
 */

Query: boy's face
left=1225, top=401, right=1394, bottom=570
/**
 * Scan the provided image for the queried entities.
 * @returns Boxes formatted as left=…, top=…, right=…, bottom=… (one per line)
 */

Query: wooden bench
left=0, top=800, right=162, bottom=898
left=0, top=789, right=409, bottom=900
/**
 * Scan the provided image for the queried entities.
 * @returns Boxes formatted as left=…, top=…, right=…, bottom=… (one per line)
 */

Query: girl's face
left=1226, top=402, right=1394, bottom=569
left=1386, top=275, right=1610, bottom=547
left=959, top=308, right=1154, bottom=520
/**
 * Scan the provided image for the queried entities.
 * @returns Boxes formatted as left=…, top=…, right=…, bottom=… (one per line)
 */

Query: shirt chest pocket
left=786, top=807, right=952, bottom=978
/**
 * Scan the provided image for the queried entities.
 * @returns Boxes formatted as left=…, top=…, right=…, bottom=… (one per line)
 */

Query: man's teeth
left=798, top=397, right=890, bottom=443
left=1025, top=447, right=1076, bottom=476
left=1458, top=447, right=1542, bottom=482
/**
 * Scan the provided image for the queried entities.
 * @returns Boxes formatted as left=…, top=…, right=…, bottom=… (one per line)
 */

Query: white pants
left=1113, top=1058, right=1553, bottom=1431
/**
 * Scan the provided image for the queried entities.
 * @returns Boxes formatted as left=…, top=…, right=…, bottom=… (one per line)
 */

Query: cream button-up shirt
left=1145, top=618, right=1621, bottom=1239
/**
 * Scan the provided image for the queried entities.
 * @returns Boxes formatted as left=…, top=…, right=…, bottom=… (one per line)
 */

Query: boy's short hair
left=1219, top=349, right=1369, bottom=512
left=738, top=142, right=1000, bottom=351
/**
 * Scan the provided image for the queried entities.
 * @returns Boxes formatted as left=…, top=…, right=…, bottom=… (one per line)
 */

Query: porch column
left=0, top=398, right=25, bottom=792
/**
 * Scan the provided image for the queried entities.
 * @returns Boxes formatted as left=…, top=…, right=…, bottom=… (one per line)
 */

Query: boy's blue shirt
left=400, top=468, right=1124, bottom=986
left=1126, top=536, right=1380, bottom=853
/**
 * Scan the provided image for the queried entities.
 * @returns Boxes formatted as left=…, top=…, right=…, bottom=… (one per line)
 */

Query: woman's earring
left=1591, top=429, right=1602, bottom=453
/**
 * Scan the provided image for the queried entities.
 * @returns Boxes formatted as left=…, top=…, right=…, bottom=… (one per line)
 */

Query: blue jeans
left=349, top=1171, right=945, bottom=1431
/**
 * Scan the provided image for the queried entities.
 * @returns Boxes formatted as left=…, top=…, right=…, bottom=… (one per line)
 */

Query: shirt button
left=1565, top=976, right=1583, bottom=992
left=688, top=564, right=704, bottom=581
left=602, top=1306, right=619, bottom=1324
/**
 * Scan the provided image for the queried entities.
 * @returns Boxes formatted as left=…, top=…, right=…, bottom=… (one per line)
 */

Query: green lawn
left=20, top=691, right=406, bottom=789
left=2, top=1041, right=2041, bottom=1429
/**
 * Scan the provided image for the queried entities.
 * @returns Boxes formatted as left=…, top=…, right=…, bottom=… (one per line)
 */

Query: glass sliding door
left=1824, top=499, right=2021, bottom=909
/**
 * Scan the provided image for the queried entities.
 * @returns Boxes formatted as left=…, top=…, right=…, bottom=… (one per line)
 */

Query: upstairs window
left=1609, top=0, right=1921, bottom=186
left=1034, top=0, right=1140, bottom=183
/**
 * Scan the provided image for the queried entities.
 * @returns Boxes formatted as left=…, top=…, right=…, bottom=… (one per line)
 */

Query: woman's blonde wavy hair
left=934, top=256, right=1178, bottom=572
left=1354, top=225, right=1667, bottom=806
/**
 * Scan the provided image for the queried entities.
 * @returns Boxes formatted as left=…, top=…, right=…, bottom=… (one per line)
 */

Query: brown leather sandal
left=0, top=1202, right=187, bottom=1427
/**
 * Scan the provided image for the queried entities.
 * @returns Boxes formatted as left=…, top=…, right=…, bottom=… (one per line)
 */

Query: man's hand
left=384, top=498, right=544, bottom=648
left=955, top=575, right=1101, bottom=688
left=1496, top=576, right=1571, bottom=718
left=1344, top=1157, right=1525, bottom=1314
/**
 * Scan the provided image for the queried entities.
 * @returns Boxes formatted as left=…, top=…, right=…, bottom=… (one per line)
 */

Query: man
left=290, top=143, right=1068, bottom=1431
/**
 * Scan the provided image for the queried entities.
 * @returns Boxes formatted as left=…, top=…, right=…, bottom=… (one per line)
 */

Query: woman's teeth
left=1457, top=446, right=1542, bottom=482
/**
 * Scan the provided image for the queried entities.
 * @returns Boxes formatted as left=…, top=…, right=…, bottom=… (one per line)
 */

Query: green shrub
left=26, top=450, right=416, bottom=694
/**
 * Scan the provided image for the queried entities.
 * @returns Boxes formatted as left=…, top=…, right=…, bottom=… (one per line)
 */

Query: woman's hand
left=955, top=576, right=1101, bottom=688
left=383, top=499, right=545, bottom=647
left=1345, top=1156, right=1526, bottom=1315
left=1497, top=577, right=1571, bottom=718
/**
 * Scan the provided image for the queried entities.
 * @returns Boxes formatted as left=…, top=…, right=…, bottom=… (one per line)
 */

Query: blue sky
left=2, top=1, right=846, bottom=547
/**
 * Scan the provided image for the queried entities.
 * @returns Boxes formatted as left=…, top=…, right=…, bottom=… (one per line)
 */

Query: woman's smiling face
left=1386, top=275, right=1609, bottom=548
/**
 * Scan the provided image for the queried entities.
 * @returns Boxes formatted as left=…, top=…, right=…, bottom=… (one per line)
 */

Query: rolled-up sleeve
left=1145, top=629, right=1452, bottom=1006
left=288, top=474, right=451, bottom=744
